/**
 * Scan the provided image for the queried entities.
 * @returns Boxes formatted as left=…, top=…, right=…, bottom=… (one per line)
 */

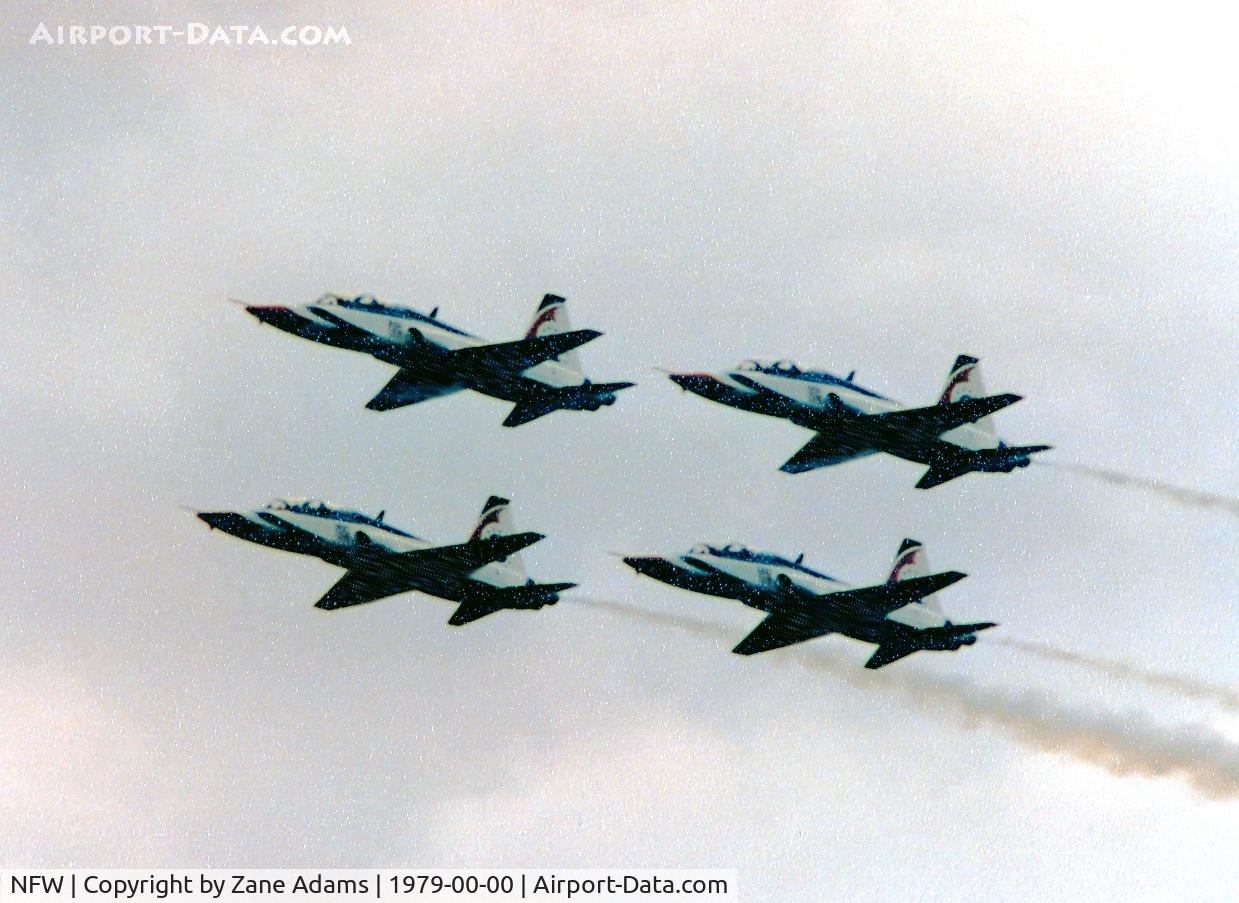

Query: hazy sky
left=2, top=2, right=1237, bottom=898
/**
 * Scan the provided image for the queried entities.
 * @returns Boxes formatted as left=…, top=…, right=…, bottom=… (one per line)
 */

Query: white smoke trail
left=1037, top=461, right=1239, bottom=519
left=578, top=598, right=1239, bottom=800
left=994, top=638, right=1239, bottom=713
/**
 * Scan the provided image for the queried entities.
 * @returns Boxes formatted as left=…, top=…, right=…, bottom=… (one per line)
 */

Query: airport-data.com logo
left=29, top=22, right=351, bottom=47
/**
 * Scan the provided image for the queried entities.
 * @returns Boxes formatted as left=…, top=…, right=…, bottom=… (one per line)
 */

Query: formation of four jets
left=196, top=294, right=1047, bottom=668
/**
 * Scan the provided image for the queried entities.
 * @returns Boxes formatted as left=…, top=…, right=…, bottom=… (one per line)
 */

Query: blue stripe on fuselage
left=704, top=546, right=842, bottom=583
left=337, top=297, right=477, bottom=338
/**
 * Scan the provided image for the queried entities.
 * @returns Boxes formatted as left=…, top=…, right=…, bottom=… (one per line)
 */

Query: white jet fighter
left=622, top=539, right=995, bottom=668
left=193, top=496, right=575, bottom=624
left=242, top=293, right=633, bottom=426
left=667, top=356, right=1049, bottom=488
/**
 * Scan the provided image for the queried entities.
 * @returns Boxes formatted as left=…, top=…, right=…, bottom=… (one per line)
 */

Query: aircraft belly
left=468, top=561, right=526, bottom=587
left=520, top=361, right=583, bottom=388
left=938, top=422, right=999, bottom=451
left=885, top=604, right=947, bottom=630
left=390, top=570, right=469, bottom=603
left=843, top=620, right=914, bottom=646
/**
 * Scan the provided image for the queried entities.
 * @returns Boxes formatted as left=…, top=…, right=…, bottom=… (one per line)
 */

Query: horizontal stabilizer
left=915, top=462, right=973, bottom=490
left=1005, top=444, right=1053, bottom=457
left=503, top=400, right=558, bottom=427
left=864, top=642, right=919, bottom=670
left=502, top=381, right=635, bottom=427
left=916, top=444, right=1052, bottom=489
left=448, top=599, right=507, bottom=626
left=942, top=620, right=998, bottom=637
left=448, top=581, right=576, bottom=626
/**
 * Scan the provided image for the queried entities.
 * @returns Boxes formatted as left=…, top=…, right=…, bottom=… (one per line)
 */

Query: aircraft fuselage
left=249, top=298, right=603, bottom=403
left=624, top=546, right=981, bottom=654
left=197, top=501, right=525, bottom=601
left=670, top=366, right=996, bottom=464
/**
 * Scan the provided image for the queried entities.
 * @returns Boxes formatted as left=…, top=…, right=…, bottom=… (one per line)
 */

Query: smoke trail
left=578, top=598, right=1239, bottom=800
left=1037, top=461, right=1239, bottom=519
left=994, top=638, right=1239, bottom=712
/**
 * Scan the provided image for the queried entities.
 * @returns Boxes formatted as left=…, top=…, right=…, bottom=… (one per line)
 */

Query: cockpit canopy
left=264, top=499, right=416, bottom=538
left=731, top=360, right=888, bottom=400
left=736, top=359, right=801, bottom=374
left=309, top=293, right=475, bottom=337
left=314, top=293, right=380, bottom=308
left=267, top=497, right=323, bottom=511
left=694, top=542, right=841, bottom=582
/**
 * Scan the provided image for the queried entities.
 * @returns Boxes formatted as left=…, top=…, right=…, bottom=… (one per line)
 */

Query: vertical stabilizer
left=888, top=538, right=940, bottom=612
left=938, top=355, right=997, bottom=445
left=524, top=294, right=581, bottom=372
left=470, top=496, right=526, bottom=576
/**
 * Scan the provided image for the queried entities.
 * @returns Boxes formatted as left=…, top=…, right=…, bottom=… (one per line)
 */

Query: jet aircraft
left=622, top=538, right=995, bottom=668
left=242, top=293, right=633, bottom=426
left=667, top=355, right=1049, bottom=488
left=192, top=495, right=575, bottom=624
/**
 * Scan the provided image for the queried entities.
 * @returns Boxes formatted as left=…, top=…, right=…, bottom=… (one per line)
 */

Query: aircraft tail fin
left=524, top=294, right=581, bottom=372
left=887, top=538, right=940, bottom=612
left=938, top=355, right=997, bottom=443
left=469, top=496, right=526, bottom=577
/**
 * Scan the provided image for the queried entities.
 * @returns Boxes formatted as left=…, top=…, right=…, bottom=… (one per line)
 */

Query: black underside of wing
left=864, top=394, right=1021, bottom=438
left=732, top=609, right=836, bottom=655
left=366, top=370, right=461, bottom=411
left=314, top=533, right=545, bottom=611
left=824, top=572, right=967, bottom=618
left=449, top=329, right=601, bottom=375
left=781, top=431, right=880, bottom=473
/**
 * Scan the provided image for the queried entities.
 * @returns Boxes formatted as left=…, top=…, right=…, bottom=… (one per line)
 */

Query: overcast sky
left=2, top=1, right=1237, bottom=898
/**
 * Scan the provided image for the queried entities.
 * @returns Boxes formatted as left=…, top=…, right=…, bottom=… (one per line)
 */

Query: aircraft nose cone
left=245, top=305, right=298, bottom=328
left=668, top=373, right=718, bottom=394
left=196, top=511, right=230, bottom=530
left=621, top=556, right=663, bottom=575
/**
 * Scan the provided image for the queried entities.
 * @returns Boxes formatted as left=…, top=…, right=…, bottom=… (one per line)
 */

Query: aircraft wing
left=780, top=395, right=1022, bottom=472
left=366, top=370, right=463, bottom=411
left=863, top=394, right=1022, bottom=437
left=732, top=572, right=964, bottom=654
left=448, top=329, right=602, bottom=375
left=732, top=611, right=836, bottom=655
left=780, top=431, right=881, bottom=473
left=314, top=532, right=546, bottom=610
left=823, top=571, right=968, bottom=617
left=315, top=567, right=411, bottom=611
